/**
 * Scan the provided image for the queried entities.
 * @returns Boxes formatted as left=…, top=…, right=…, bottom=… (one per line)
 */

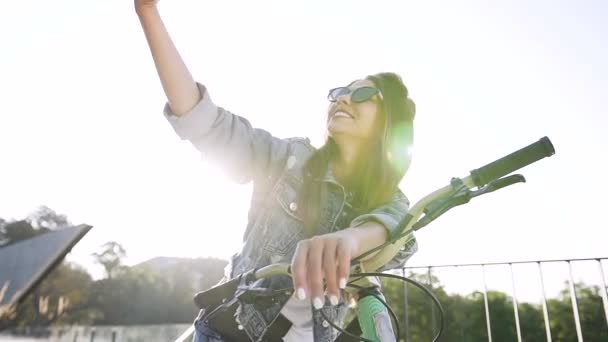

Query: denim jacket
left=164, top=83, right=418, bottom=342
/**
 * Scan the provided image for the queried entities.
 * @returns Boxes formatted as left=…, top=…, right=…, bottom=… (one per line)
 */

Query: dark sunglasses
left=327, top=86, right=383, bottom=103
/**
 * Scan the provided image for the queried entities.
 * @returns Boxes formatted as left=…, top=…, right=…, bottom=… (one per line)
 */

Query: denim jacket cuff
left=350, top=212, right=398, bottom=239
left=163, top=82, right=219, bottom=141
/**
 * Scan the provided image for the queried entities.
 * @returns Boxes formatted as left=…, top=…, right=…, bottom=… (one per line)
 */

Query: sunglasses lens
left=328, top=87, right=350, bottom=102
left=351, top=87, right=379, bottom=102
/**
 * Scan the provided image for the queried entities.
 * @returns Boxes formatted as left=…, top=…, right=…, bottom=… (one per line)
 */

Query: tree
left=9, top=263, right=97, bottom=329
left=0, top=220, right=44, bottom=246
left=86, top=257, right=228, bottom=325
left=26, top=206, right=70, bottom=231
left=92, top=241, right=127, bottom=280
left=547, top=282, right=608, bottom=342
left=0, top=206, right=70, bottom=246
left=379, top=272, right=608, bottom=342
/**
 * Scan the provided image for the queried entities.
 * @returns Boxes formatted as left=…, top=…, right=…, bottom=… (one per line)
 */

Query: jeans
left=193, top=317, right=226, bottom=342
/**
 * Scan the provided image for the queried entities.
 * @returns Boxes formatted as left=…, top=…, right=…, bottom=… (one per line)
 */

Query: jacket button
left=289, top=202, right=298, bottom=212
left=322, top=320, right=330, bottom=328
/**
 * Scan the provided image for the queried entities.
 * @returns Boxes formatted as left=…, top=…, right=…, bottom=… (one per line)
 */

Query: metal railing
left=400, top=257, right=608, bottom=342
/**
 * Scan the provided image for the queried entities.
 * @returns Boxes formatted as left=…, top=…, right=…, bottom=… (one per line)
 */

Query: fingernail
left=330, top=295, right=339, bottom=306
left=297, top=288, right=306, bottom=300
left=313, top=297, right=323, bottom=310
left=339, top=278, right=347, bottom=289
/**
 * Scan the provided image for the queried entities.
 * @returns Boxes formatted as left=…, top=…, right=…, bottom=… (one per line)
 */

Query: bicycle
left=176, top=136, right=556, bottom=342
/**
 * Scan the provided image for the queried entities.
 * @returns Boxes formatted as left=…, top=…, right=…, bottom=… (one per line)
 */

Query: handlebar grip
left=470, top=137, right=555, bottom=187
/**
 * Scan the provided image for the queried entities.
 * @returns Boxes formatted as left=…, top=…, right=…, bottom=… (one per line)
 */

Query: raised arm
left=135, top=1, right=293, bottom=183
left=135, top=0, right=199, bottom=116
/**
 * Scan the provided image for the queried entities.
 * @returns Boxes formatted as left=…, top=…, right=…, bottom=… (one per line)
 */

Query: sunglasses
left=327, top=86, right=383, bottom=103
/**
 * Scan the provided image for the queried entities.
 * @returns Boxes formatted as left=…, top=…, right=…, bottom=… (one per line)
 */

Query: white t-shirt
left=280, top=296, right=313, bottom=341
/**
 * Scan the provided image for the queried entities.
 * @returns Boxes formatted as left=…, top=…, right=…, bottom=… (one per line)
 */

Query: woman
left=135, top=1, right=418, bottom=341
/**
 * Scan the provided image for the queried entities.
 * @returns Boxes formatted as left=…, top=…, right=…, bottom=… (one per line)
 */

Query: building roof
left=0, top=224, right=92, bottom=313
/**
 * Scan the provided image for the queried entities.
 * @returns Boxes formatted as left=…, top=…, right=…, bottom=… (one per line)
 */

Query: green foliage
left=377, top=272, right=608, bottom=342
left=546, top=282, right=608, bottom=342
left=11, top=262, right=98, bottom=327
left=86, top=257, right=227, bottom=325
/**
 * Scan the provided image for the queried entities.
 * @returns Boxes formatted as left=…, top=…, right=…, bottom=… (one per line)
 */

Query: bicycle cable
left=319, top=271, right=445, bottom=342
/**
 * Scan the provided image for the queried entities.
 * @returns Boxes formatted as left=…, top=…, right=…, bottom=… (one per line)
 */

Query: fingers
left=291, top=240, right=309, bottom=301
left=322, top=239, right=340, bottom=306
left=308, top=236, right=325, bottom=310
left=337, top=238, right=352, bottom=291
left=291, top=233, right=354, bottom=310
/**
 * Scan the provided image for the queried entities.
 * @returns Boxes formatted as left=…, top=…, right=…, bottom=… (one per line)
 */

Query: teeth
left=334, top=111, right=351, bottom=118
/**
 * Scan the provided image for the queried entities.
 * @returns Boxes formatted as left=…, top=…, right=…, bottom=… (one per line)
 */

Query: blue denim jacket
left=164, top=83, right=418, bottom=342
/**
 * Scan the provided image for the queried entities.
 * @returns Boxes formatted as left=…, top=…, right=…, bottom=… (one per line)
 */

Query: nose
left=337, top=92, right=351, bottom=105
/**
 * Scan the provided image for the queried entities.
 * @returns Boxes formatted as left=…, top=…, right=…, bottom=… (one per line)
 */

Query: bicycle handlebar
left=470, top=136, right=555, bottom=187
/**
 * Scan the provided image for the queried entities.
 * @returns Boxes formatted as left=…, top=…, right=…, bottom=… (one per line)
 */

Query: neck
left=332, top=139, right=364, bottom=185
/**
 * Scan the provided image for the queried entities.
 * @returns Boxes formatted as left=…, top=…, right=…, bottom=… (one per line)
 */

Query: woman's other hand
left=290, top=231, right=358, bottom=309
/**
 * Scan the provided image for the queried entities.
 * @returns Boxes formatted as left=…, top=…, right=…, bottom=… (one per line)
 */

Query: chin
left=326, top=124, right=344, bottom=137
left=328, top=119, right=348, bottom=132
left=327, top=127, right=351, bottom=142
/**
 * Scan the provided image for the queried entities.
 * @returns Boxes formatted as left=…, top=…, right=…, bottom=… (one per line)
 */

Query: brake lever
left=413, top=175, right=525, bottom=230
left=412, top=178, right=472, bottom=230
left=471, top=174, right=526, bottom=198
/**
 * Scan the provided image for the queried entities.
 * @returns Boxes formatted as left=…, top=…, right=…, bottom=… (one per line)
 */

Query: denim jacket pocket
left=261, top=175, right=305, bottom=257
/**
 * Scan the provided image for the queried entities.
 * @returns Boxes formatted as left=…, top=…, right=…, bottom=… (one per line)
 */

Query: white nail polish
left=297, top=288, right=306, bottom=300
left=339, top=278, right=347, bottom=289
left=313, top=297, right=323, bottom=310
left=330, top=295, right=339, bottom=306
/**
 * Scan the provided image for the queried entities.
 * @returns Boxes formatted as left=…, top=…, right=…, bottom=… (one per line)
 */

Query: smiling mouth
left=332, top=110, right=354, bottom=119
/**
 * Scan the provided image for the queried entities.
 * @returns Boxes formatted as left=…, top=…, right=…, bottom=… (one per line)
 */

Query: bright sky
left=1, top=1, right=607, bottom=301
